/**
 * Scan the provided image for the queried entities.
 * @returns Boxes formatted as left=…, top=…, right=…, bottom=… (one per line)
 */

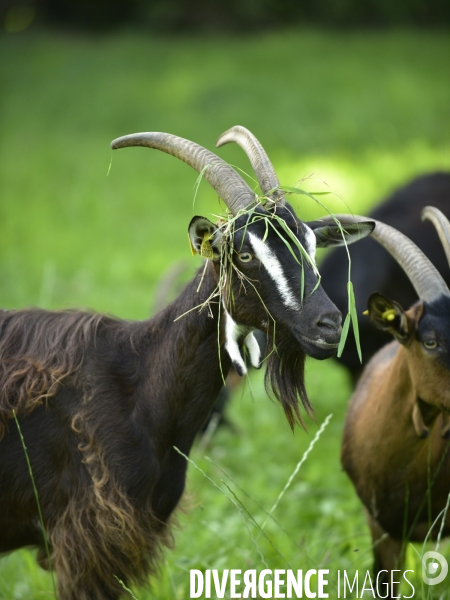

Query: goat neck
left=141, top=261, right=232, bottom=448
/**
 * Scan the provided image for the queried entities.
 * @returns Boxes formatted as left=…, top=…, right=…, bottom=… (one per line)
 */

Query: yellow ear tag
left=188, top=234, right=198, bottom=256
left=362, top=310, right=369, bottom=316
left=200, top=232, right=214, bottom=259
left=381, top=308, right=396, bottom=321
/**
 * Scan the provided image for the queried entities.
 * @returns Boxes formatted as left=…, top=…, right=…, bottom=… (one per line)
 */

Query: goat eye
left=238, top=252, right=253, bottom=263
left=423, top=340, right=438, bottom=350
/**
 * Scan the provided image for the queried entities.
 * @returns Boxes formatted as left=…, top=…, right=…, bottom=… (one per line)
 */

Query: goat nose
left=317, top=312, right=342, bottom=331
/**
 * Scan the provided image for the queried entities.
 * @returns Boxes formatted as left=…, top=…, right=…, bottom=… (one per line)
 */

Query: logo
left=422, top=551, right=448, bottom=586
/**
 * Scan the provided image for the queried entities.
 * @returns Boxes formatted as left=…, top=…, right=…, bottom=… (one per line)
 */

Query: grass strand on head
left=280, top=184, right=363, bottom=361
left=192, top=163, right=211, bottom=212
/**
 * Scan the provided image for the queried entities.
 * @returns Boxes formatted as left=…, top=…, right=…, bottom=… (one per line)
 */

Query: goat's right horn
left=216, top=126, right=285, bottom=204
left=111, top=132, right=256, bottom=216
left=318, top=214, right=450, bottom=303
left=422, top=206, right=450, bottom=267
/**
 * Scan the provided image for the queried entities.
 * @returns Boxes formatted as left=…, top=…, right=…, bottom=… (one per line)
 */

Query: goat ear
left=366, top=293, right=410, bottom=342
left=306, top=221, right=375, bottom=248
left=188, top=216, right=223, bottom=260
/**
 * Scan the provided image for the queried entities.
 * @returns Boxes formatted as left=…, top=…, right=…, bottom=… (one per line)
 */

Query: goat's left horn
left=216, top=125, right=285, bottom=204
left=111, top=132, right=256, bottom=216
left=318, top=214, right=450, bottom=303
left=421, top=206, right=450, bottom=267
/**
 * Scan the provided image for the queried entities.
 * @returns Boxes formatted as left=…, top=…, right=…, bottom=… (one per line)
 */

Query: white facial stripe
left=248, top=232, right=300, bottom=311
left=304, top=225, right=317, bottom=260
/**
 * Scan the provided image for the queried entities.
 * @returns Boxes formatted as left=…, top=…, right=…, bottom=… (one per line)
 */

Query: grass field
left=0, top=27, right=450, bottom=599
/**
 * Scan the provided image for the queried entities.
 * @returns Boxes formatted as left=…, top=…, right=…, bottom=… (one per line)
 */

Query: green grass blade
left=267, top=217, right=314, bottom=269
left=264, top=186, right=279, bottom=196
left=310, top=274, right=322, bottom=296
left=220, top=481, right=292, bottom=569
left=106, top=151, right=113, bottom=176
left=300, top=258, right=305, bottom=302
left=348, top=281, right=362, bottom=363
left=303, top=191, right=331, bottom=195
left=239, top=205, right=257, bottom=250
left=260, top=414, right=333, bottom=532
left=114, top=576, right=140, bottom=600
left=173, top=446, right=269, bottom=568
left=262, top=217, right=269, bottom=243
left=337, top=313, right=351, bottom=358
left=13, top=410, right=57, bottom=599
left=192, top=163, right=210, bottom=211
left=280, top=186, right=312, bottom=196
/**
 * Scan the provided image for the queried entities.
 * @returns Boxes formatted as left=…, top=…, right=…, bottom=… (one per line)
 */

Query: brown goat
left=0, top=127, right=373, bottom=599
left=339, top=207, right=450, bottom=598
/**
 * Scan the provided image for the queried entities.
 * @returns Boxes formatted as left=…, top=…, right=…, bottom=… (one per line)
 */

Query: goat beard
left=264, top=329, right=314, bottom=431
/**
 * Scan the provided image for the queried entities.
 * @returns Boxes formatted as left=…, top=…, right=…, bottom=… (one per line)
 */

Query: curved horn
left=319, top=214, right=450, bottom=302
left=216, top=126, right=285, bottom=204
left=111, top=132, right=256, bottom=216
left=422, top=206, right=450, bottom=267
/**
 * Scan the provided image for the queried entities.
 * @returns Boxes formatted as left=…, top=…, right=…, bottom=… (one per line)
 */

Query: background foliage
left=3, top=0, right=450, bottom=32
left=0, top=25, right=449, bottom=598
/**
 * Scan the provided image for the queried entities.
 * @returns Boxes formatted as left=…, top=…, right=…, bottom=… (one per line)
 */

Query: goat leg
left=366, top=511, right=406, bottom=600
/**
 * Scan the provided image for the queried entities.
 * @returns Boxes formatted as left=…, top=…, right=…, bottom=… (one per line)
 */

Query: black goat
left=320, top=172, right=450, bottom=379
left=0, top=127, right=373, bottom=599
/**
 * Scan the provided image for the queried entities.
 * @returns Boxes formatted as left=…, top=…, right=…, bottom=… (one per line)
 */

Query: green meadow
left=0, top=28, right=450, bottom=598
